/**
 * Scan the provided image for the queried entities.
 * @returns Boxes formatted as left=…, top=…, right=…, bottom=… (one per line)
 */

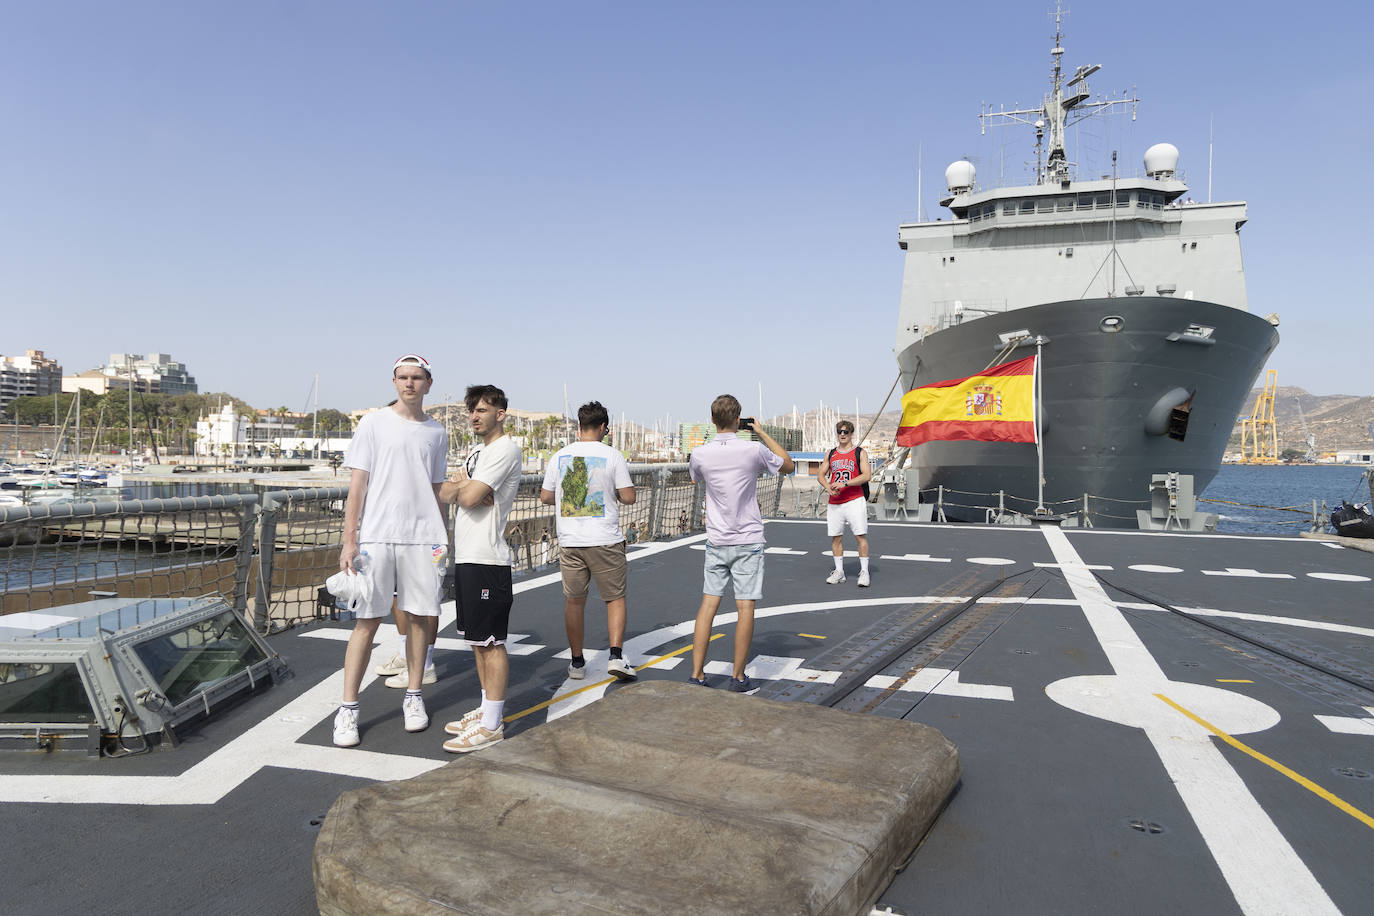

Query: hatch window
left=131, top=610, right=268, bottom=706
left=0, top=663, right=95, bottom=723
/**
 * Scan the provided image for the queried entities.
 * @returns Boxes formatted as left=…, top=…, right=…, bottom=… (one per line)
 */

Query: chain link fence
left=1, top=464, right=786, bottom=634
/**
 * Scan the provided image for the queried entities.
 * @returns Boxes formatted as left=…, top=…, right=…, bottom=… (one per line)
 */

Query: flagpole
left=1035, top=338, right=1046, bottom=516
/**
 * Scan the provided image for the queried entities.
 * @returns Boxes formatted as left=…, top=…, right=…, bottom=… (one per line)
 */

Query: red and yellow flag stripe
left=896, top=355, right=1038, bottom=446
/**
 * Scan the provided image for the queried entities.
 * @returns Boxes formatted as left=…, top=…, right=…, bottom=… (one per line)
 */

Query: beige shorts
left=559, top=542, right=628, bottom=601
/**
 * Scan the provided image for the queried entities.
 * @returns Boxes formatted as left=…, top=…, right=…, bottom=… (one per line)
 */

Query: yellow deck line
left=798, top=633, right=826, bottom=639
left=505, top=633, right=723, bottom=723
left=1156, top=693, right=1374, bottom=831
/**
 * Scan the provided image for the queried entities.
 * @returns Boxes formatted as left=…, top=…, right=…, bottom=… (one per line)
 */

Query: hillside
left=1234, top=387, right=1374, bottom=455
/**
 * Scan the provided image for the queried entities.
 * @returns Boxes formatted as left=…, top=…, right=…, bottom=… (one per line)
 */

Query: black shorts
left=454, top=563, right=513, bottom=646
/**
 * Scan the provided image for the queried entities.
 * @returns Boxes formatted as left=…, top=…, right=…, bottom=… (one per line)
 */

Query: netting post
left=647, top=468, right=665, bottom=539
left=691, top=479, right=705, bottom=530
left=253, top=493, right=279, bottom=633
left=233, top=496, right=260, bottom=616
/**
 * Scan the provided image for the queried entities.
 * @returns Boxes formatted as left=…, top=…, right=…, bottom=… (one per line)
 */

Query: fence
left=1, top=465, right=785, bottom=634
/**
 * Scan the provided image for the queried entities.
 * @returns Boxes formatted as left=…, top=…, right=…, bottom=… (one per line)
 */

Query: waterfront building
left=678, top=421, right=802, bottom=454
left=61, top=369, right=133, bottom=396
left=0, top=349, right=62, bottom=416
left=99, top=352, right=198, bottom=395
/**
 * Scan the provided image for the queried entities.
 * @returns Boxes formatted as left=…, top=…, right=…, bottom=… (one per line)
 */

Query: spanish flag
left=896, top=355, right=1038, bottom=446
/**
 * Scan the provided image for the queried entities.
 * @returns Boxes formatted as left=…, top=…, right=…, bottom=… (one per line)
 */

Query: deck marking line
left=880, top=553, right=951, bottom=563
left=799, top=633, right=826, bottom=639
left=704, top=655, right=842, bottom=684
left=866, top=668, right=1014, bottom=701
left=1044, top=527, right=1340, bottom=916
left=1216, top=679, right=1254, bottom=684
left=504, top=634, right=722, bottom=723
left=1157, top=693, right=1374, bottom=831
left=1201, top=568, right=1295, bottom=580
left=1314, top=707, right=1374, bottom=737
left=1035, top=562, right=1112, bottom=570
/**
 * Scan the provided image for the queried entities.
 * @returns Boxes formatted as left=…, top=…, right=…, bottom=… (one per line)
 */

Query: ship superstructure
left=893, top=6, right=1277, bottom=525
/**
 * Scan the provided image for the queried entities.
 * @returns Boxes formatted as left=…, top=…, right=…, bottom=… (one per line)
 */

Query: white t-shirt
left=344, top=407, right=448, bottom=545
left=541, top=441, right=633, bottom=547
left=452, top=434, right=523, bottom=566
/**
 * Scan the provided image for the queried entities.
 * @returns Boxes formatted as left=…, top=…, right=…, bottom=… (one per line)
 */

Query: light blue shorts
left=702, top=542, right=765, bottom=601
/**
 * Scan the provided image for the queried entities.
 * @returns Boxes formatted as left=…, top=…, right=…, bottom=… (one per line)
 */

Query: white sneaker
left=385, top=666, right=436, bottom=688
left=332, top=706, right=360, bottom=747
left=402, top=694, right=429, bottom=732
left=568, top=661, right=586, bottom=680
left=606, top=657, right=637, bottom=681
left=826, top=570, right=846, bottom=585
left=374, top=653, right=407, bottom=677
left=858, top=570, right=871, bottom=587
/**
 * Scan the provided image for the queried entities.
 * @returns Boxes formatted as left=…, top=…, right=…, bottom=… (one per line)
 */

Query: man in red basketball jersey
left=818, top=420, right=872, bottom=586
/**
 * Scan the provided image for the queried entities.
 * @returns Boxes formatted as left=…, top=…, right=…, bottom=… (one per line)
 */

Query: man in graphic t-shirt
left=818, top=419, right=872, bottom=586
left=332, top=355, right=448, bottom=748
left=540, top=401, right=637, bottom=683
left=438, top=385, right=523, bottom=753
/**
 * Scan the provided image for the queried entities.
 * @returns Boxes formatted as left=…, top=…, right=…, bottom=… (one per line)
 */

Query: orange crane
left=1238, top=370, right=1278, bottom=464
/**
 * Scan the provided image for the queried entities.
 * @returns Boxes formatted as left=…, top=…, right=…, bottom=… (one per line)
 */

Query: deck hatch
left=0, top=595, right=286, bottom=755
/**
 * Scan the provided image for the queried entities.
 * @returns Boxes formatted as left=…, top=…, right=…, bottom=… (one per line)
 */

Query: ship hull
left=895, top=296, right=1278, bottom=527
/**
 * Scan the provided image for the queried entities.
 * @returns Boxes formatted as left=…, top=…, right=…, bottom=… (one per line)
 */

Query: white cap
left=393, top=353, right=432, bottom=374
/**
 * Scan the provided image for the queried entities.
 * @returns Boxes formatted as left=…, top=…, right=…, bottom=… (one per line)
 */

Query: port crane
left=1294, top=398, right=1317, bottom=462
left=1238, top=370, right=1278, bottom=464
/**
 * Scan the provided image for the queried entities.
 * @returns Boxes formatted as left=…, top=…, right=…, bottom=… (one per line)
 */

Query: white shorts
left=826, top=498, right=869, bottom=537
left=355, top=542, right=448, bottom=619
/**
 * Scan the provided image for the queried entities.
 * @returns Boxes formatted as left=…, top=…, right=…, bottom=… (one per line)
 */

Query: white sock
left=860, top=557, right=870, bottom=573
left=424, top=645, right=434, bottom=669
left=833, top=556, right=844, bottom=573
left=480, top=698, right=504, bottom=732
left=396, top=634, right=407, bottom=655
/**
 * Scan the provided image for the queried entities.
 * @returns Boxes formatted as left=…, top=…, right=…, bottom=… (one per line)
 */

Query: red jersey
left=825, top=447, right=864, bottom=505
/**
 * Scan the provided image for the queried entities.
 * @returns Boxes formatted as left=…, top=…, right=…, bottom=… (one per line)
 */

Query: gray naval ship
left=893, top=6, right=1279, bottom=527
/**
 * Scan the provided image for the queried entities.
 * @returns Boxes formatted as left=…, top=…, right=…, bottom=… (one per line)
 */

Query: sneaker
left=606, top=657, right=637, bottom=681
left=826, top=570, right=846, bottom=585
left=688, top=676, right=711, bottom=687
left=567, top=660, right=586, bottom=680
left=444, top=708, right=482, bottom=736
left=443, top=723, right=504, bottom=753
left=374, top=653, right=407, bottom=677
left=385, top=666, right=437, bottom=688
left=858, top=570, right=871, bottom=587
left=728, top=674, right=759, bottom=693
left=402, top=694, right=429, bottom=733
left=332, top=706, right=360, bottom=747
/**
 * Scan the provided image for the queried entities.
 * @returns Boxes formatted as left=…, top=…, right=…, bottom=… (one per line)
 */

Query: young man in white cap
left=332, top=354, right=449, bottom=747
left=439, top=384, right=523, bottom=753
left=540, top=400, right=638, bottom=682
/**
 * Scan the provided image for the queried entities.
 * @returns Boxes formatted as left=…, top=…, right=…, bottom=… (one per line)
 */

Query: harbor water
left=1201, top=464, right=1372, bottom=534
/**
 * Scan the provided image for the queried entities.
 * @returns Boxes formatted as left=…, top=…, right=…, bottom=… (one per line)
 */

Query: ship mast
left=979, top=1, right=1138, bottom=185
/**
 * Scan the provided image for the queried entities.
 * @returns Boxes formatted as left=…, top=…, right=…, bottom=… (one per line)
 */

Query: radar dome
left=945, top=160, right=976, bottom=193
left=1144, top=143, right=1180, bottom=178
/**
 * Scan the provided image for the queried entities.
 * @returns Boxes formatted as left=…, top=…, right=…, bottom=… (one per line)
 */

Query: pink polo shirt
left=688, top=433, right=785, bottom=546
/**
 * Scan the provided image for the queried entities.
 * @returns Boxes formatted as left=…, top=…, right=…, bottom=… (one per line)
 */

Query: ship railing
left=0, top=464, right=785, bottom=634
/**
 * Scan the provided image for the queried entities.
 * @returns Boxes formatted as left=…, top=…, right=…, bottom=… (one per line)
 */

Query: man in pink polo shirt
left=687, top=394, right=794, bottom=692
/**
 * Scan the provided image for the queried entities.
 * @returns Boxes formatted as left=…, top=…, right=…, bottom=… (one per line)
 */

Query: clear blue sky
left=5, top=1, right=1371, bottom=425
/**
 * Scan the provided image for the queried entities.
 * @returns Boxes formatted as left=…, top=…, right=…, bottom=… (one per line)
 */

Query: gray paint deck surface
left=3, top=520, right=1373, bottom=914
